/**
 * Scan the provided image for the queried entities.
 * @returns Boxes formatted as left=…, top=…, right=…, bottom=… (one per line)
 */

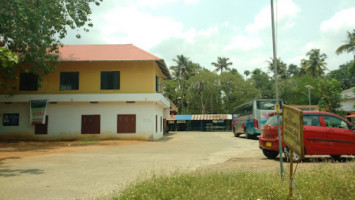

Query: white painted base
left=0, top=101, right=166, bottom=141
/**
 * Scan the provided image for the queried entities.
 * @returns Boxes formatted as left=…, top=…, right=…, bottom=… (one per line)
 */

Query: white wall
left=0, top=101, right=166, bottom=141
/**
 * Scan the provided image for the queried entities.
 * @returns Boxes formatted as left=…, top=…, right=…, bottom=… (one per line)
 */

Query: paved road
left=0, top=132, right=263, bottom=200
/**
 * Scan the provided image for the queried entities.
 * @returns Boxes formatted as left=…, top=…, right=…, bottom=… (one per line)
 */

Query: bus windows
left=257, top=100, right=282, bottom=110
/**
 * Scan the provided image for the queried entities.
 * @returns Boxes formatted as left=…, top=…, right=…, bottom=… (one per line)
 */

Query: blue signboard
left=3, top=113, right=19, bottom=126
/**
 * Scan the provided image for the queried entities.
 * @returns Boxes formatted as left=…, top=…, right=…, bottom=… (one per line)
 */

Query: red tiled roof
left=58, top=44, right=161, bottom=61
left=57, top=44, right=171, bottom=79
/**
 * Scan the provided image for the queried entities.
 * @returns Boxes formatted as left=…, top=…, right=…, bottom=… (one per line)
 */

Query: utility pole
left=270, top=0, right=284, bottom=179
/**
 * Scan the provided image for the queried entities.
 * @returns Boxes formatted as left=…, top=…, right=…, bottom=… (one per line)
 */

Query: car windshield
left=264, top=115, right=282, bottom=126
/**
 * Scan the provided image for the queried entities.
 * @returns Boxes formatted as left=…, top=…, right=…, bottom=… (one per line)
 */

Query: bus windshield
left=256, top=100, right=282, bottom=110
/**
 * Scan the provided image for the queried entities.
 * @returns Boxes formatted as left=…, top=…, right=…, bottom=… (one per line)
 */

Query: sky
left=62, top=0, right=355, bottom=74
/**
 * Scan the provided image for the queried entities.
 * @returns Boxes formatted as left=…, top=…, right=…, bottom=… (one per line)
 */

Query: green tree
left=169, top=55, right=201, bottom=114
left=220, top=72, right=244, bottom=113
left=186, top=70, right=220, bottom=114
left=287, top=64, right=299, bottom=77
left=301, top=49, right=328, bottom=78
left=0, top=46, right=19, bottom=88
left=0, top=0, right=102, bottom=89
left=328, top=61, right=355, bottom=90
left=318, top=79, right=344, bottom=114
left=211, top=57, right=233, bottom=74
left=244, top=70, right=250, bottom=79
left=279, top=75, right=320, bottom=105
left=336, top=29, right=355, bottom=62
left=267, top=58, right=287, bottom=79
left=250, top=68, right=274, bottom=98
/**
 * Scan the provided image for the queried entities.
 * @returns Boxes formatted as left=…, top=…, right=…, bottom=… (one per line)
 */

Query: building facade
left=0, top=44, right=171, bottom=141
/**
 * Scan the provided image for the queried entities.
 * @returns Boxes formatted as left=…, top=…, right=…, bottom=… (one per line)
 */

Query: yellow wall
left=1, top=61, right=167, bottom=94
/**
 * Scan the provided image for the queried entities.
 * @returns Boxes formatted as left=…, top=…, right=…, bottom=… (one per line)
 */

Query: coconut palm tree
left=302, top=49, right=328, bottom=78
left=170, top=55, right=190, bottom=80
left=267, top=58, right=288, bottom=79
left=244, top=70, right=250, bottom=79
left=211, top=57, right=232, bottom=74
left=336, top=29, right=355, bottom=61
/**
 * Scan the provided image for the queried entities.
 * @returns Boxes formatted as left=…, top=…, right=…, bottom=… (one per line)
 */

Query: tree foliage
left=318, top=79, right=344, bottom=114
left=164, top=31, right=353, bottom=115
left=211, top=57, right=233, bottom=74
left=336, top=29, right=355, bottom=60
left=0, top=0, right=102, bottom=89
left=301, top=49, right=328, bottom=78
left=267, top=58, right=288, bottom=79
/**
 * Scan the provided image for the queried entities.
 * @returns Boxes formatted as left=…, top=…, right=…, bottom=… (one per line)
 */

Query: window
left=3, top=113, right=19, bottom=126
left=303, top=115, right=320, bottom=126
left=60, top=72, right=79, bottom=90
left=156, top=115, right=158, bottom=133
left=117, top=115, right=136, bottom=133
left=101, top=71, right=120, bottom=90
left=35, top=116, right=48, bottom=134
left=257, top=100, right=282, bottom=110
left=81, top=115, right=100, bottom=134
left=323, top=115, right=349, bottom=129
left=160, top=116, right=163, bottom=132
left=156, top=76, right=159, bottom=92
left=19, top=73, right=38, bottom=91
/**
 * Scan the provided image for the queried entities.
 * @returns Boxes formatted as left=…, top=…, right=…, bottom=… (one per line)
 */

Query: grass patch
left=109, top=163, right=354, bottom=200
left=79, top=138, right=98, bottom=143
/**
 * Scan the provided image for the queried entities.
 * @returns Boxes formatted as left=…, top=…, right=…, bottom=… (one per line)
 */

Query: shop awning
left=191, top=114, right=232, bottom=120
left=167, top=114, right=232, bottom=121
left=175, top=115, right=192, bottom=120
left=166, top=115, right=176, bottom=121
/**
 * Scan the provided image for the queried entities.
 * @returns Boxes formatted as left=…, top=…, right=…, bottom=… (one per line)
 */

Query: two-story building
left=0, top=44, right=171, bottom=141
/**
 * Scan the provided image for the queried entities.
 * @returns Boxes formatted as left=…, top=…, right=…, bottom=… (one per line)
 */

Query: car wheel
left=262, top=149, right=279, bottom=159
left=283, top=147, right=302, bottom=162
left=330, top=155, right=341, bottom=161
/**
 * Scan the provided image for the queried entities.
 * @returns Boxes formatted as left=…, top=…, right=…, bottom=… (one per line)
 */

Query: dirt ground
left=0, top=140, right=145, bottom=161
left=0, top=132, right=354, bottom=200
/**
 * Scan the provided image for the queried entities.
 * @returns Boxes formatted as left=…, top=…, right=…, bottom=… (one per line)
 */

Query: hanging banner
left=30, top=100, right=47, bottom=124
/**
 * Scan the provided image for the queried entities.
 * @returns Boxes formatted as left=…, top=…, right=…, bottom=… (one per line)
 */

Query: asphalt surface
left=0, top=132, right=262, bottom=200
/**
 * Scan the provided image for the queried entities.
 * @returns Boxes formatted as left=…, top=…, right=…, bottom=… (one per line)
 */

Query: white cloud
left=286, top=56, right=304, bottom=65
left=183, top=0, right=200, bottom=5
left=101, top=7, right=184, bottom=49
left=224, top=35, right=263, bottom=51
left=246, top=0, right=299, bottom=34
left=321, top=7, right=355, bottom=32
left=134, top=0, right=200, bottom=9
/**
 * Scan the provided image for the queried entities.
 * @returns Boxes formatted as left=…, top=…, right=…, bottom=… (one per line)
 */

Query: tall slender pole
left=270, top=0, right=284, bottom=179
left=308, top=88, right=311, bottom=111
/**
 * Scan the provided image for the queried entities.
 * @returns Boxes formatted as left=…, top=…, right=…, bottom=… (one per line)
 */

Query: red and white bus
left=232, top=99, right=282, bottom=139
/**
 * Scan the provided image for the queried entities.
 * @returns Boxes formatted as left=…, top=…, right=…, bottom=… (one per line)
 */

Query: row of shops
left=167, top=114, right=232, bottom=132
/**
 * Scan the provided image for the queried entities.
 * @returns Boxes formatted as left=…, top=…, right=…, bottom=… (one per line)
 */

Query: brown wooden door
left=81, top=115, right=100, bottom=134
left=117, top=114, right=136, bottom=133
left=35, top=116, right=48, bottom=134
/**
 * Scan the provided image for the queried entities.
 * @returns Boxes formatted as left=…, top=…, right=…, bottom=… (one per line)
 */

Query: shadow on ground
left=0, top=167, right=44, bottom=177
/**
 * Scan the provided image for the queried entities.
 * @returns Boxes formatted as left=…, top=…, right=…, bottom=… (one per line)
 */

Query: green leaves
left=318, top=78, right=343, bottom=114
left=0, top=0, right=102, bottom=89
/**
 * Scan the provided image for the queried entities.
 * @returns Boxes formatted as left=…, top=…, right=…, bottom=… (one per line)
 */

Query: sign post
left=282, top=105, right=304, bottom=199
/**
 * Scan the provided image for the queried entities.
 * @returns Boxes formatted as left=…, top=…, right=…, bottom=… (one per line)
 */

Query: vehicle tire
left=283, top=147, right=302, bottom=162
left=245, top=128, right=252, bottom=139
left=233, top=128, right=240, bottom=137
left=330, top=155, right=341, bottom=161
left=262, top=149, right=279, bottom=159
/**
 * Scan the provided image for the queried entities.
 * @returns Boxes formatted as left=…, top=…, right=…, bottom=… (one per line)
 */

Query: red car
left=259, top=111, right=355, bottom=161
